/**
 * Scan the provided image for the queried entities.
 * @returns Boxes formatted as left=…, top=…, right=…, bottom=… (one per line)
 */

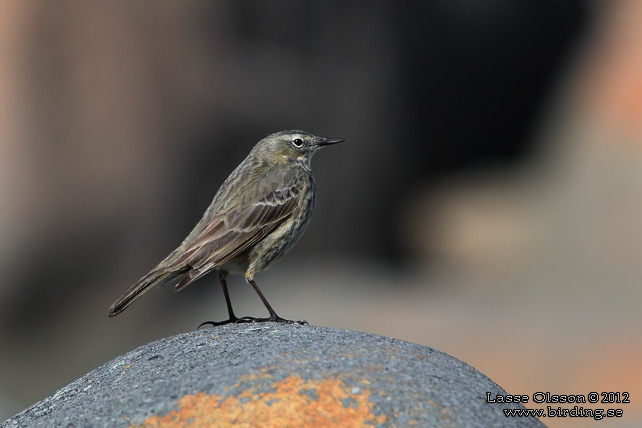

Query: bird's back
left=109, top=129, right=341, bottom=318
left=109, top=158, right=311, bottom=316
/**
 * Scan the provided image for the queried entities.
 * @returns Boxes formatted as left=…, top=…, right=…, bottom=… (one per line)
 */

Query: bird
left=108, top=130, right=344, bottom=325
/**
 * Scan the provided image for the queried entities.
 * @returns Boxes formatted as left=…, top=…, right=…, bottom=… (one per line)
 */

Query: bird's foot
left=236, top=315, right=308, bottom=325
left=262, top=315, right=308, bottom=325
left=198, top=315, right=308, bottom=328
left=197, top=318, right=238, bottom=328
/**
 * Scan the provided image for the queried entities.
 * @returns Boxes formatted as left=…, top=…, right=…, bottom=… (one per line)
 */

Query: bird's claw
left=197, top=319, right=235, bottom=328
left=198, top=316, right=308, bottom=328
left=260, top=316, right=308, bottom=325
left=236, top=315, right=308, bottom=325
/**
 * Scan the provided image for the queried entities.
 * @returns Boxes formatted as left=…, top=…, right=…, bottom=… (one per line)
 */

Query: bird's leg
left=220, top=274, right=238, bottom=321
left=247, top=279, right=308, bottom=325
left=199, top=271, right=250, bottom=328
left=198, top=275, right=308, bottom=328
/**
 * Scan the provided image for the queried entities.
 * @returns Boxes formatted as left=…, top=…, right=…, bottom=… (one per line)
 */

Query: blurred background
left=0, top=1, right=640, bottom=426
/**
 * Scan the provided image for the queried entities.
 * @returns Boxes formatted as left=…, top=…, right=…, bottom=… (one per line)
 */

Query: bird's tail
left=108, top=268, right=189, bottom=317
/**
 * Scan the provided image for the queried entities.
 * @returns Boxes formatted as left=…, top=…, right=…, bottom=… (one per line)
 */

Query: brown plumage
left=108, top=130, right=343, bottom=324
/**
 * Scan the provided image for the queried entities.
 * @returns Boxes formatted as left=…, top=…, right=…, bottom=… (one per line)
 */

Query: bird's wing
left=168, top=166, right=307, bottom=289
left=108, top=165, right=307, bottom=316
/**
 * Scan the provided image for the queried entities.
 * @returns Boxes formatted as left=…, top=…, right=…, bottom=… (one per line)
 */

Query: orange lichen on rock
left=131, top=375, right=387, bottom=428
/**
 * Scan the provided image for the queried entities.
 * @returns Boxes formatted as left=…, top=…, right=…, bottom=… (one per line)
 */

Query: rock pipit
left=109, top=130, right=344, bottom=325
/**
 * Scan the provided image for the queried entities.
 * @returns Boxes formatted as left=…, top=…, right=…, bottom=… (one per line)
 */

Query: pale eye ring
left=292, top=138, right=304, bottom=148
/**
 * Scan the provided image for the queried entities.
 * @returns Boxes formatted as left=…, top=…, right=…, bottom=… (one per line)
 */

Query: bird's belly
left=248, top=199, right=314, bottom=274
left=218, top=252, right=250, bottom=276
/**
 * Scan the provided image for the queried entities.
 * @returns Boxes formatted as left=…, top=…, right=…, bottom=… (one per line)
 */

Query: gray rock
left=3, top=324, right=545, bottom=427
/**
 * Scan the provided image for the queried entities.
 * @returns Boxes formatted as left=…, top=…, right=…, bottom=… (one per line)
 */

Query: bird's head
left=252, top=130, right=344, bottom=167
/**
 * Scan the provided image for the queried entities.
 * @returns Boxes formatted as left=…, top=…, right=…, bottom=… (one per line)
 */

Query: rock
left=3, top=324, right=545, bottom=427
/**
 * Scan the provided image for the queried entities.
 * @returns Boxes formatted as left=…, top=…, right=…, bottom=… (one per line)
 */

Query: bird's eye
left=292, top=138, right=304, bottom=148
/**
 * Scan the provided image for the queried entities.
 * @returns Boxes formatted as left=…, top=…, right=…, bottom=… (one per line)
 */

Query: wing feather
left=109, top=164, right=308, bottom=314
left=167, top=166, right=306, bottom=288
left=109, top=158, right=309, bottom=316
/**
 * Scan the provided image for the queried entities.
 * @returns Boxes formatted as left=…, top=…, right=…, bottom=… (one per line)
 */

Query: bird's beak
left=316, top=137, right=345, bottom=147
